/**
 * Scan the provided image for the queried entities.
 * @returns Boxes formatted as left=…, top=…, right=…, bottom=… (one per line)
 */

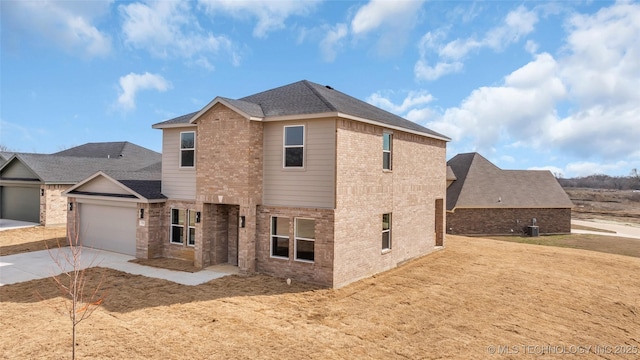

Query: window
left=171, top=209, right=185, bottom=244
left=187, top=210, right=196, bottom=246
left=180, top=132, right=195, bottom=167
left=295, top=218, right=315, bottom=262
left=270, top=216, right=290, bottom=258
left=383, top=132, right=392, bottom=170
left=284, top=125, right=304, bottom=168
left=171, top=209, right=196, bottom=246
left=382, top=213, right=392, bottom=250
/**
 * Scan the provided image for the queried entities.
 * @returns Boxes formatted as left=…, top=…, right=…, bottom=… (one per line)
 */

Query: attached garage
left=78, top=201, right=137, bottom=256
left=1, top=185, right=40, bottom=223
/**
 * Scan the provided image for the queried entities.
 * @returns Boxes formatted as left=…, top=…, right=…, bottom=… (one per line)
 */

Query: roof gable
left=447, top=152, right=573, bottom=210
left=0, top=156, right=41, bottom=181
left=153, top=80, right=451, bottom=141
left=65, top=170, right=165, bottom=202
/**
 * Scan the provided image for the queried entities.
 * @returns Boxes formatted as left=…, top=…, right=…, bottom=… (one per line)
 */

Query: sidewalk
left=572, top=219, right=640, bottom=240
left=0, top=247, right=238, bottom=286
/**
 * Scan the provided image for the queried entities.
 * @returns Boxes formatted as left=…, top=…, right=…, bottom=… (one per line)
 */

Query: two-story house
left=65, top=80, right=450, bottom=288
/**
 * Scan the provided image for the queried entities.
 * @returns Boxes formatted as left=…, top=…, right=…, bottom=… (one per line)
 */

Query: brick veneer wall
left=136, top=202, right=165, bottom=259
left=333, top=119, right=447, bottom=288
left=41, top=184, right=72, bottom=226
left=194, top=103, right=263, bottom=206
left=161, top=200, right=197, bottom=262
left=256, top=206, right=335, bottom=287
left=446, top=207, right=572, bottom=235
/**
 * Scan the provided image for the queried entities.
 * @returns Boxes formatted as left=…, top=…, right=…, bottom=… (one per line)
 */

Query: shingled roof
left=0, top=143, right=160, bottom=184
left=447, top=153, right=573, bottom=210
left=53, top=141, right=160, bottom=161
left=153, top=80, right=450, bottom=141
left=66, top=169, right=164, bottom=200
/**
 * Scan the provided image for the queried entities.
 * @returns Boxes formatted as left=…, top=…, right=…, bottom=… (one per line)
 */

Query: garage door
left=1, top=185, right=40, bottom=223
left=78, top=202, right=137, bottom=256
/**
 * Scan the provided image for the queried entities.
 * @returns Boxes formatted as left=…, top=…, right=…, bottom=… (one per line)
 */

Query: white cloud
left=415, top=5, right=538, bottom=81
left=564, top=161, right=633, bottom=178
left=351, top=0, right=425, bottom=35
left=320, top=23, right=348, bottom=62
left=418, top=2, right=639, bottom=174
left=198, top=0, right=320, bottom=38
left=1, top=0, right=112, bottom=57
left=117, top=72, right=172, bottom=111
left=367, top=90, right=434, bottom=114
left=120, top=1, right=238, bottom=68
left=350, top=0, right=425, bottom=57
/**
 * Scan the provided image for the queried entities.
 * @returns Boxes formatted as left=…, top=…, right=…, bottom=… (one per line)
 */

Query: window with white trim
left=383, top=132, right=392, bottom=170
left=382, top=213, right=392, bottom=250
left=295, top=218, right=315, bottom=262
left=180, top=131, right=195, bottom=167
left=171, top=209, right=196, bottom=246
left=270, top=216, right=290, bottom=258
left=284, top=125, right=304, bottom=168
left=171, top=209, right=185, bottom=244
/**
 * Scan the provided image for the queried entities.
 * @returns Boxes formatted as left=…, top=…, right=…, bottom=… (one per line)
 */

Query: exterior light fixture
left=69, top=202, right=73, bottom=211
left=139, top=208, right=144, bottom=219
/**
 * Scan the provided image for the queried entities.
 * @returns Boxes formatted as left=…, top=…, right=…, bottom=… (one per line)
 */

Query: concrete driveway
left=0, top=219, right=39, bottom=231
left=572, top=219, right=640, bottom=239
left=0, top=247, right=238, bottom=287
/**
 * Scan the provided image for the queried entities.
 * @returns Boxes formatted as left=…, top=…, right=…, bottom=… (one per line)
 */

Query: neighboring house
left=446, top=152, right=573, bottom=236
left=65, top=80, right=450, bottom=288
left=0, top=142, right=160, bottom=226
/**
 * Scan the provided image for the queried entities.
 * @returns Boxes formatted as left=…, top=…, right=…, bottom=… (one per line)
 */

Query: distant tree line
left=558, top=169, right=640, bottom=190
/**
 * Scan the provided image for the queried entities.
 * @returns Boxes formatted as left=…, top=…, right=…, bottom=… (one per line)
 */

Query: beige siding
left=2, top=160, right=39, bottom=179
left=263, top=119, right=336, bottom=208
left=77, top=176, right=129, bottom=195
left=161, top=127, right=196, bottom=200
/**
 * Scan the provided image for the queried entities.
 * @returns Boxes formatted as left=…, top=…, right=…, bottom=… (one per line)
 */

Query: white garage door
left=78, top=202, right=137, bottom=256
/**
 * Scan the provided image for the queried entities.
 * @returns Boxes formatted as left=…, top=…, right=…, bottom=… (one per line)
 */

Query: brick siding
left=332, top=119, right=447, bottom=288
left=446, top=207, right=572, bottom=235
left=256, top=206, right=335, bottom=287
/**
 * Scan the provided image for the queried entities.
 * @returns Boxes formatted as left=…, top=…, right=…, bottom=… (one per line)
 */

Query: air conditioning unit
left=527, top=225, right=539, bottom=237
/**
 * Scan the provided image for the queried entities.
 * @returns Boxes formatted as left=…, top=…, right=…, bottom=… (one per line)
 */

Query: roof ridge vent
left=325, top=85, right=333, bottom=90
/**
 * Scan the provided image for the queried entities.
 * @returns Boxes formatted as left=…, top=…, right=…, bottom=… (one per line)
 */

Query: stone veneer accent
left=256, top=206, right=335, bottom=287
left=41, top=184, right=72, bottom=226
left=332, top=119, right=447, bottom=288
left=446, top=208, right=572, bottom=236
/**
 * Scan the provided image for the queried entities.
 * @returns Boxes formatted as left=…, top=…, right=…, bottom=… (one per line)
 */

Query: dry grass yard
left=0, top=226, right=66, bottom=256
left=2, top=234, right=639, bottom=359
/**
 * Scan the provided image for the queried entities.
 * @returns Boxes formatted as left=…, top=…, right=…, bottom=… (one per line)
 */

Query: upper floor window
left=383, top=132, right=392, bottom=170
left=284, top=125, right=304, bottom=168
left=180, top=131, right=195, bottom=168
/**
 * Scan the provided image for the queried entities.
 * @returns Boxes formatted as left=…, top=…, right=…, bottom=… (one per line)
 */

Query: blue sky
left=1, top=0, right=638, bottom=177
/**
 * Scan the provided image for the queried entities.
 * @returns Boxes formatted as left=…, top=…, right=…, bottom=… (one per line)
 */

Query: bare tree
left=45, top=214, right=106, bottom=360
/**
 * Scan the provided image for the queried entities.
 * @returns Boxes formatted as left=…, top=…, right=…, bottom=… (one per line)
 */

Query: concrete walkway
left=572, top=219, right=640, bottom=240
left=0, top=219, right=39, bottom=231
left=0, top=247, right=238, bottom=287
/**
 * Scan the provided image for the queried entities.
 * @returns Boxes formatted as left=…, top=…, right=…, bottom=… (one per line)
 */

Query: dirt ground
left=565, top=188, right=640, bottom=225
left=2, top=235, right=639, bottom=359
left=0, top=226, right=66, bottom=256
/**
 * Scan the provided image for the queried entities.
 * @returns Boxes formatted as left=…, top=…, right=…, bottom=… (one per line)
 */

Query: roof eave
left=263, top=111, right=451, bottom=142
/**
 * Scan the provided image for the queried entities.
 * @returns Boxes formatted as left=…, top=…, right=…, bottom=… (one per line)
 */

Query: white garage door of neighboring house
left=1, top=185, right=40, bottom=223
left=78, top=202, right=137, bottom=256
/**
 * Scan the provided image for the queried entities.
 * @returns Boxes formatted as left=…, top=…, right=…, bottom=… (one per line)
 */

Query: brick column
left=237, top=204, right=256, bottom=273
